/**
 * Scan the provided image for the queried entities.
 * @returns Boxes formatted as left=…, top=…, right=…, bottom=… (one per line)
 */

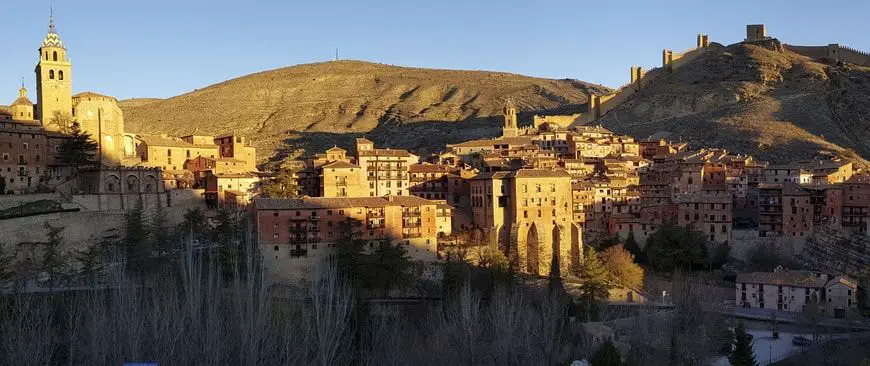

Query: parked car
left=792, top=336, right=812, bottom=346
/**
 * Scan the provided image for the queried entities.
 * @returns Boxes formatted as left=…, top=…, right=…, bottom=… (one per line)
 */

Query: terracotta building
left=253, top=196, right=441, bottom=280
left=841, top=175, right=870, bottom=235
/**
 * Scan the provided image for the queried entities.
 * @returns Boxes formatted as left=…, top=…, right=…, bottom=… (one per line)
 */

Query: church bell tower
left=502, top=99, right=518, bottom=138
left=35, top=13, right=72, bottom=129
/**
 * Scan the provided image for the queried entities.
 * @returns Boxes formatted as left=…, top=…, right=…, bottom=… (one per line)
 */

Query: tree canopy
left=58, top=121, right=98, bottom=166
left=643, top=224, right=709, bottom=272
left=728, top=322, right=758, bottom=366
left=259, top=169, right=300, bottom=198
left=600, top=244, right=644, bottom=290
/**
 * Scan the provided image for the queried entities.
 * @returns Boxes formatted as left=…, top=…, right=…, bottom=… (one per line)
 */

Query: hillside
left=597, top=42, right=870, bottom=167
left=120, top=60, right=607, bottom=165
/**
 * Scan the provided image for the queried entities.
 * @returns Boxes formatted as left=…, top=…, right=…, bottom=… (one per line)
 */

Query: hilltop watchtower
left=745, top=24, right=768, bottom=41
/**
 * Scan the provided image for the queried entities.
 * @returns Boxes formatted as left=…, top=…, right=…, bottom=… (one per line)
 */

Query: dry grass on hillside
left=120, top=60, right=607, bottom=163
left=599, top=43, right=870, bottom=167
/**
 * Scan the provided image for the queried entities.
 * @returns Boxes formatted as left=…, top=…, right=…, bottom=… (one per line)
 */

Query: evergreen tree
left=643, top=224, right=709, bottom=272
left=75, top=243, right=104, bottom=286
left=368, top=242, right=412, bottom=297
left=181, top=207, right=208, bottom=242
left=150, top=203, right=171, bottom=258
left=42, top=222, right=66, bottom=290
left=123, top=198, right=151, bottom=276
left=58, top=121, right=98, bottom=166
left=591, top=340, right=623, bottom=366
left=728, top=322, right=758, bottom=366
left=574, top=247, right=613, bottom=321
left=259, top=169, right=300, bottom=198
left=623, top=231, right=644, bottom=262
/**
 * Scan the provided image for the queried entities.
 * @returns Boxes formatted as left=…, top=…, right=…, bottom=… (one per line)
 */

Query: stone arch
left=125, top=175, right=140, bottom=193
left=571, top=223, right=584, bottom=272
left=144, top=175, right=158, bottom=193
left=525, top=223, right=540, bottom=275
left=105, top=174, right=120, bottom=193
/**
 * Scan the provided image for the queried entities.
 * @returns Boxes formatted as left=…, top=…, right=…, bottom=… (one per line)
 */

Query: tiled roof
left=358, top=148, right=412, bottom=157
left=72, top=92, right=116, bottom=101
left=409, top=163, right=454, bottom=173
left=736, top=271, right=829, bottom=288
left=325, top=146, right=346, bottom=153
left=137, top=134, right=217, bottom=149
left=213, top=172, right=257, bottom=179
left=254, top=195, right=437, bottom=210
left=448, top=136, right=534, bottom=148
left=509, top=169, right=571, bottom=179
left=321, top=161, right=359, bottom=169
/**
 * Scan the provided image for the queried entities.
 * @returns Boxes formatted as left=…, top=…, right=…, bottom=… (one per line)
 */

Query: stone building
left=253, top=195, right=440, bottom=281
left=469, top=169, right=582, bottom=276
left=355, top=138, right=417, bottom=197
left=35, top=16, right=72, bottom=125
left=319, top=161, right=365, bottom=198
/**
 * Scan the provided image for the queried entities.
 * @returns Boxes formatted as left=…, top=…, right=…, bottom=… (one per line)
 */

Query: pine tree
left=42, top=222, right=66, bottom=290
left=75, top=243, right=104, bottom=286
left=591, top=339, right=623, bottom=366
left=574, top=247, right=613, bottom=321
left=150, top=203, right=171, bottom=260
left=181, top=207, right=208, bottom=242
left=259, top=169, right=300, bottom=198
left=728, top=322, right=758, bottom=366
left=58, top=121, right=98, bottom=166
left=123, top=198, right=151, bottom=276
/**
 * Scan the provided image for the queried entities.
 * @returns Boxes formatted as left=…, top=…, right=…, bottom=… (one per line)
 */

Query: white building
left=735, top=270, right=858, bottom=318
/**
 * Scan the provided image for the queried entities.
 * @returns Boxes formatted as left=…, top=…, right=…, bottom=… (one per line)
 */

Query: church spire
left=41, top=10, right=64, bottom=49
left=49, top=8, right=56, bottom=34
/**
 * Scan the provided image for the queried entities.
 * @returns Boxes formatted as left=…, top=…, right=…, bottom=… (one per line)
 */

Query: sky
left=2, top=0, right=869, bottom=103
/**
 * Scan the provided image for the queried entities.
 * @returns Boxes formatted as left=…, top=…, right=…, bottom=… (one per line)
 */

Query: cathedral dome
left=11, top=86, right=33, bottom=106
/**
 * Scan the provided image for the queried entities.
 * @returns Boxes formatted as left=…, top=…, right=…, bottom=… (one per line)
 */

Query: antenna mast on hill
left=335, top=48, right=339, bottom=61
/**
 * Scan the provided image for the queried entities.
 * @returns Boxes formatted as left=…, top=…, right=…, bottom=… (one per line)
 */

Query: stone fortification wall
left=0, top=211, right=125, bottom=255
left=563, top=34, right=716, bottom=128
left=785, top=43, right=870, bottom=67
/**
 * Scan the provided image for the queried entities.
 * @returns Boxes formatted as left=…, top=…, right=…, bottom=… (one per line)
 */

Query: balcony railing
left=367, top=211, right=385, bottom=218
left=290, top=248, right=308, bottom=257
left=403, top=210, right=421, bottom=217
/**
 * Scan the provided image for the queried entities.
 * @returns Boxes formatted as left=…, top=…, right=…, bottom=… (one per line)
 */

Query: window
left=49, top=70, right=55, bottom=79
left=273, top=245, right=279, bottom=251
left=58, top=71, right=64, bottom=80
left=52, top=51, right=58, bottom=61
left=273, top=212, right=279, bottom=217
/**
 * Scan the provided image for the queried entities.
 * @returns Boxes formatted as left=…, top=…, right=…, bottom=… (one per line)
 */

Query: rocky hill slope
left=120, top=60, right=607, bottom=164
left=597, top=43, right=870, bottom=167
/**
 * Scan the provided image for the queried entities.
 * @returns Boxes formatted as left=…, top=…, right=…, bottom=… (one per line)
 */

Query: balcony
left=403, top=219, right=422, bottom=228
left=335, top=180, right=348, bottom=186
left=367, top=210, right=385, bottom=218
left=403, top=209, right=422, bottom=217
